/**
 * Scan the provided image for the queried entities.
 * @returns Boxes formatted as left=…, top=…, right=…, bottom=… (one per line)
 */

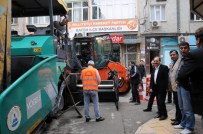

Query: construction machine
left=61, top=34, right=130, bottom=109
left=0, top=0, right=82, bottom=133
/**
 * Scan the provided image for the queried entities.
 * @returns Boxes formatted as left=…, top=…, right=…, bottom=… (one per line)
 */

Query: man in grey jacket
left=169, top=50, right=182, bottom=125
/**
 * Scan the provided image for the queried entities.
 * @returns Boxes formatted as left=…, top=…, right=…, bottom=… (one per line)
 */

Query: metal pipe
left=49, top=0, right=54, bottom=36
left=177, top=0, right=180, bottom=34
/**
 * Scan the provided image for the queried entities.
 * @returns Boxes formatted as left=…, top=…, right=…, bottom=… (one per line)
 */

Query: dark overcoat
left=177, top=48, right=203, bottom=115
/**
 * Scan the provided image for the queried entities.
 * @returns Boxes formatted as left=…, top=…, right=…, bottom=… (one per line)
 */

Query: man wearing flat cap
left=80, top=60, right=105, bottom=122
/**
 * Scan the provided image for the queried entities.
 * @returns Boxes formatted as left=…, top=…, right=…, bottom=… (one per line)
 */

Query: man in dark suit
left=129, top=61, right=141, bottom=105
left=150, top=56, right=169, bottom=120
left=177, top=27, right=203, bottom=130
left=143, top=60, right=156, bottom=112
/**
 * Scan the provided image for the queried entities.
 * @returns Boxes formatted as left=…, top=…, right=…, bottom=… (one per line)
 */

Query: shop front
left=161, top=35, right=197, bottom=67
left=122, top=35, right=141, bottom=67
left=145, top=37, right=161, bottom=74
left=68, top=19, right=140, bottom=67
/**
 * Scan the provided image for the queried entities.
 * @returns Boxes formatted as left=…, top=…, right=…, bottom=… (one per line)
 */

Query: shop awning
left=12, top=0, right=69, bottom=17
left=190, top=0, right=203, bottom=19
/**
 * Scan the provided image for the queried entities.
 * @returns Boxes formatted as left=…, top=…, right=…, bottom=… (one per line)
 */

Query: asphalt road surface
left=39, top=92, right=174, bottom=134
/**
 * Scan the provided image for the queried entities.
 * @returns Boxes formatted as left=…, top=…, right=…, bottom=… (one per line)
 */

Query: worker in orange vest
left=80, top=60, right=105, bottom=122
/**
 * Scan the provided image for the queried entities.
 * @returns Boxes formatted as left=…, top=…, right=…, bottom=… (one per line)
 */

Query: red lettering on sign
left=110, top=34, right=124, bottom=44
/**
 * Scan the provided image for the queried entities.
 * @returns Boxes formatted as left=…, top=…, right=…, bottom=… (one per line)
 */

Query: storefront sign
left=145, top=37, right=160, bottom=50
left=68, top=19, right=138, bottom=35
left=110, top=34, right=124, bottom=43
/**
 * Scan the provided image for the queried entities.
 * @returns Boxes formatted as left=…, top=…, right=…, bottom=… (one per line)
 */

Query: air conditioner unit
left=152, top=21, right=160, bottom=27
left=178, top=36, right=189, bottom=44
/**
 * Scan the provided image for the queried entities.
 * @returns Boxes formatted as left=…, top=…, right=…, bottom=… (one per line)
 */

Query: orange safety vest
left=81, top=66, right=99, bottom=90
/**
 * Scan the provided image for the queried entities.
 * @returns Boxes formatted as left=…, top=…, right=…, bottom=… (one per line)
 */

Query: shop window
left=127, top=45, right=136, bottom=52
left=128, top=54, right=136, bottom=61
left=112, top=44, right=120, bottom=62
left=124, top=44, right=138, bottom=67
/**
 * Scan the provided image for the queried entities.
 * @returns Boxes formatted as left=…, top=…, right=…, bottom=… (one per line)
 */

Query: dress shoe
left=143, top=108, right=152, bottom=112
left=171, top=121, right=180, bottom=125
left=180, top=128, right=193, bottom=134
left=174, top=124, right=184, bottom=129
left=134, top=102, right=140, bottom=105
left=129, top=101, right=135, bottom=103
left=154, top=114, right=161, bottom=118
left=96, top=117, right=105, bottom=122
left=159, top=116, right=168, bottom=120
left=170, top=118, right=176, bottom=121
left=86, top=117, right=91, bottom=122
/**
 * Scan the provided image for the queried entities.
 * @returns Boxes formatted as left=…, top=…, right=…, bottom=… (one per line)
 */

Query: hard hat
left=88, top=60, right=94, bottom=65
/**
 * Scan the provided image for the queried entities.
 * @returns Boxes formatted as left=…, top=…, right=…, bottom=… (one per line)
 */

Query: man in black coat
left=137, top=60, right=146, bottom=79
left=150, top=56, right=169, bottom=120
left=177, top=27, right=203, bottom=120
left=143, top=60, right=156, bottom=112
left=129, top=61, right=141, bottom=105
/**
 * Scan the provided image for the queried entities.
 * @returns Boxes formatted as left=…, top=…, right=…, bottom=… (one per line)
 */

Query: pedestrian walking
left=80, top=60, right=105, bottom=122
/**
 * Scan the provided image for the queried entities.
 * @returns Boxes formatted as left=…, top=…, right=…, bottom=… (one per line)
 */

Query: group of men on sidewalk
left=78, top=26, right=203, bottom=134
left=141, top=27, right=203, bottom=134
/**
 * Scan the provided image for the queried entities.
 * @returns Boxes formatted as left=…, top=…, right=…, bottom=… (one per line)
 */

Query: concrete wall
left=139, top=0, right=203, bottom=35
left=179, top=0, right=202, bottom=34
left=139, top=0, right=177, bottom=34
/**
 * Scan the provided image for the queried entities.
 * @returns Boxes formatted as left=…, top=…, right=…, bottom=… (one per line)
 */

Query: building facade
left=139, top=0, right=203, bottom=74
left=11, top=0, right=202, bottom=73
left=67, top=0, right=142, bottom=67
left=12, top=0, right=141, bottom=68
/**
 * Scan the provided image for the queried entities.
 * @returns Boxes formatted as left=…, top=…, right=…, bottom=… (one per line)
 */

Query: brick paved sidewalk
left=135, top=109, right=203, bottom=134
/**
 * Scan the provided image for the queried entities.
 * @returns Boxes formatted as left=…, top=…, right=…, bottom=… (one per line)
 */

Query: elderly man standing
left=143, top=60, right=157, bottom=112
left=169, top=50, right=182, bottom=125
left=80, top=60, right=105, bottom=122
left=150, top=56, right=169, bottom=120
